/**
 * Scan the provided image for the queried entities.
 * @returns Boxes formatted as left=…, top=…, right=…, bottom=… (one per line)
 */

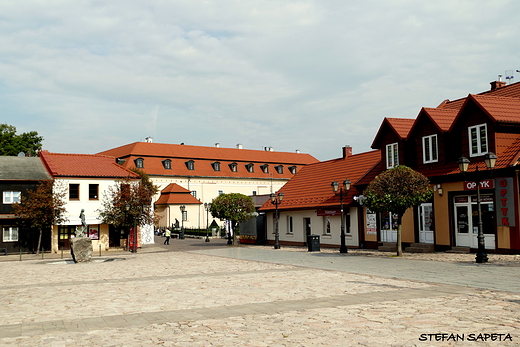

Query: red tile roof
left=421, top=108, right=458, bottom=132
left=155, top=183, right=202, bottom=205
left=470, top=94, right=520, bottom=124
left=97, top=142, right=318, bottom=179
left=259, top=150, right=381, bottom=211
left=39, top=151, right=140, bottom=178
left=371, top=118, right=415, bottom=149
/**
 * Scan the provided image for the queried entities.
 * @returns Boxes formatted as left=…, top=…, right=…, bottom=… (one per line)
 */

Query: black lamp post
left=179, top=205, right=185, bottom=239
left=457, top=152, right=497, bottom=263
left=270, top=192, right=284, bottom=249
left=331, top=179, right=351, bottom=253
left=204, top=202, right=211, bottom=242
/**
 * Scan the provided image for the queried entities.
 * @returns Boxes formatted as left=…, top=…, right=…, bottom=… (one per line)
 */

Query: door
left=454, top=195, right=495, bottom=249
left=303, top=218, right=311, bottom=245
left=380, top=211, right=397, bottom=242
left=58, top=226, right=75, bottom=250
left=418, top=203, right=434, bottom=244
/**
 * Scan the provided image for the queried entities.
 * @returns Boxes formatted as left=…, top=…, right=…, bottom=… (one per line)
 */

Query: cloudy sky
left=1, top=1, right=518, bottom=161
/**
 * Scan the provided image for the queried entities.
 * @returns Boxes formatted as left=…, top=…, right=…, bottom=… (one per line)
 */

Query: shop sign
left=463, top=179, right=494, bottom=190
left=495, top=178, right=515, bottom=227
left=317, top=209, right=341, bottom=216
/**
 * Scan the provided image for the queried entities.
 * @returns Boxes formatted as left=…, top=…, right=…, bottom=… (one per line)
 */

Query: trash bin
left=179, top=229, right=185, bottom=240
left=307, top=235, right=320, bottom=252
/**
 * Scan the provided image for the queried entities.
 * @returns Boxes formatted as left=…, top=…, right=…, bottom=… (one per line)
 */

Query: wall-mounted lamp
left=437, top=184, right=443, bottom=196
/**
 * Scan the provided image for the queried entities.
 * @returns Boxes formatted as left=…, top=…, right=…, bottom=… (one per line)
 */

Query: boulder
left=71, top=237, right=93, bottom=263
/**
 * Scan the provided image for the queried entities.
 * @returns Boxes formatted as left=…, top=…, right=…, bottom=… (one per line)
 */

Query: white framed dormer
left=422, top=134, right=438, bottom=164
left=468, top=123, right=488, bottom=157
left=386, top=143, right=399, bottom=169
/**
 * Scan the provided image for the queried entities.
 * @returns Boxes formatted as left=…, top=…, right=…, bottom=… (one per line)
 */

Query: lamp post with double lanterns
left=204, top=202, right=211, bottom=242
left=270, top=192, right=284, bottom=249
left=331, top=179, right=351, bottom=254
left=457, top=152, right=497, bottom=264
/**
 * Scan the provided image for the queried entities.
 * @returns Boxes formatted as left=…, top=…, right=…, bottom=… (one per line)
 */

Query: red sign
left=317, top=209, right=341, bottom=216
left=463, top=179, right=494, bottom=190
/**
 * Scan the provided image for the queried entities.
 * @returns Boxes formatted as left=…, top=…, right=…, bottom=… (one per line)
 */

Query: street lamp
left=204, top=202, right=211, bottom=242
left=270, top=192, right=284, bottom=249
left=331, top=179, right=351, bottom=253
left=457, top=152, right=497, bottom=263
left=179, top=205, right=186, bottom=240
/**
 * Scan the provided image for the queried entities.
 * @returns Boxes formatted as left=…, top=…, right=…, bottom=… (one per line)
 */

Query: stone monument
left=70, top=209, right=93, bottom=263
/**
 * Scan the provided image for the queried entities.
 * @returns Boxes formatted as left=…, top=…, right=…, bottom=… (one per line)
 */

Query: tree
left=13, top=180, right=68, bottom=254
left=0, top=123, right=43, bottom=156
left=363, top=165, right=433, bottom=256
left=97, top=173, right=159, bottom=243
left=210, top=193, right=255, bottom=246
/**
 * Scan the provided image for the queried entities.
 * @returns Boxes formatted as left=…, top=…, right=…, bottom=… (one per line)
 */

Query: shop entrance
left=454, top=195, right=495, bottom=249
left=380, top=211, right=398, bottom=242
left=418, top=203, right=434, bottom=244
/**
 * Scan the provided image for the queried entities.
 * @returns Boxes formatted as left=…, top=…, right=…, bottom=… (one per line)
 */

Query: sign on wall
left=366, top=211, right=377, bottom=235
left=495, top=178, right=515, bottom=227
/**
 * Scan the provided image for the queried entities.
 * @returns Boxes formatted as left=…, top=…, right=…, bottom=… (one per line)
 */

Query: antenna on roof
left=505, top=70, right=514, bottom=84
left=498, top=74, right=502, bottom=82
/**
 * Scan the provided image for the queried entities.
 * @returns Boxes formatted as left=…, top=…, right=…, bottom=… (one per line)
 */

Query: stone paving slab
left=0, top=247, right=519, bottom=346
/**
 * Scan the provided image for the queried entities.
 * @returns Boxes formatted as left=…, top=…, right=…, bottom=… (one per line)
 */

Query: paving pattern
left=0, top=239, right=519, bottom=346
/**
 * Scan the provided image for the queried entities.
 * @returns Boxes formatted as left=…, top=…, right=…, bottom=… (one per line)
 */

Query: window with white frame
left=287, top=216, right=293, bottom=234
left=3, top=226, right=18, bottom=242
left=134, top=158, right=144, bottom=168
left=324, top=216, right=331, bottom=234
left=386, top=143, right=398, bottom=169
left=422, top=134, right=438, bottom=163
left=469, top=124, right=488, bottom=157
left=192, top=190, right=197, bottom=198
left=3, top=191, right=21, bottom=204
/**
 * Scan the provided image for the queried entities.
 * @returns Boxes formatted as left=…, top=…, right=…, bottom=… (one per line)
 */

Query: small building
left=0, top=156, right=52, bottom=254
left=39, top=151, right=141, bottom=253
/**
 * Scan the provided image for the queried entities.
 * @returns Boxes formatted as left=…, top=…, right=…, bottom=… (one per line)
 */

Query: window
left=192, top=190, right=197, bottom=198
left=324, top=216, right=331, bottom=234
left=252, top=191, right=257, bottom=196
left=245, top=163, right=254, bottom=173
left=212, top=162, right=221, bottom=171
left=185, top=160, right=195, bottom=170
left=218, top=190, right=224, bottom=195
left=3, top=226, right=18, bottom=242
left=469, top=124, right=488, bottom=157
left=275, top=165, right=283, bottom=174
left=260, top=164, right=269, bottom=173
left=69, top=184, right=80, bottom=200
left=182, top=210, right=188, bottom=221
left=134, top=158, right=144, bottom=168
left=289, top=166, right=297, bottom=174
left=89, top=184, right=99, bottom=200
left=3, top=191, right=20, bottom=204
left=287, top=216, right=293, bottom=234
left=422, top=135, right=438, bottom=163
left=229, top=163, right=238, bottom=172
left=162, top=160, right=172, bottom=170
left=386, top=143, right=398, bottom=169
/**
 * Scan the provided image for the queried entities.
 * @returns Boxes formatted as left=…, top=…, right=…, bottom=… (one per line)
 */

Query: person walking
left=163, top=229, right=171, bottom=245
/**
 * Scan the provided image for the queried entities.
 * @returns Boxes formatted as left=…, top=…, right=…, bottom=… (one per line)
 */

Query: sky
left=0, top=1, right=519, bottom=161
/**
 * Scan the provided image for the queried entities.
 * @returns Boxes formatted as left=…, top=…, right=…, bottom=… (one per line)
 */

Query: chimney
left=295, top=149, right=300, bottom=154
left=215, top=143, right=220, bottom=148
left=236, top=143, right=243, bottom=149
left=145, top=137, right=153, bottom=143
left=343, top=145, right=352, bottom=159
left=490, top=80, right=506, bottom=91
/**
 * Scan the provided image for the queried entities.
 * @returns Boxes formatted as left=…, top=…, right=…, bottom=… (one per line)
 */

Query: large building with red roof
left=39, top=151, right=142, bottom=253
left=98, top=141, right=318, bottom=230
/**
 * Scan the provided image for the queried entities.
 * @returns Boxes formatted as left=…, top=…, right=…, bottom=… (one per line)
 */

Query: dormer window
left=212, top=162, right=221, bottom=171
left=260, top=164, right=269, bottom=173
left=275, top=165, right=283, bottom=174
left=469, top=124, right=488, bottom=157
left=289, top=166, right=297, bottom=174
left=229, top=162, right=238, bottom=172
left=386, top=143, right=398, bottom=169
left=422, top=135, right=438, bottom=164
left=245, top=163, right=254, bottom=173
left=162, top=159, right=172, bottom=170
left=134, top=158, right=144, bottom=168
left=185, top=160, right=195, bottom=170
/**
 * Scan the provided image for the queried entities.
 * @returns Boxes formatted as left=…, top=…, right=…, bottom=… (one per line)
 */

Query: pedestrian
left=163, top=229, right=171, bottom=245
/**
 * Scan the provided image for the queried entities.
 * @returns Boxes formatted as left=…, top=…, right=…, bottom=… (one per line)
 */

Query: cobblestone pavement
left=0, top=239, right=519, bottom=346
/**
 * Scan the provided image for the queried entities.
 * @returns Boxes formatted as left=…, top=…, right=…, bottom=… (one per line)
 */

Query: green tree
left=13, top=180, right=68, bottom=255
left=363, top=165, right=433, bottom=256
left=210, top=193, right=255, bottom=246
left=0, top=123, right=43, bottom=156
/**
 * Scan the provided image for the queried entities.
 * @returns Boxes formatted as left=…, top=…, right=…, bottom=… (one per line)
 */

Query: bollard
left=99, top=244, right=101, bottom=257
left=61, top=246, right=63, bottom=259
left=19, top=247, right=22, bottom=261
left=41, top=248, right=44, bottom=259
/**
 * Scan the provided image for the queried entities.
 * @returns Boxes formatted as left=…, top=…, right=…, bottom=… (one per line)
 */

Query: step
left=445, top=247, right=470, bottom=254
left=405, top=243, right=435, bottom=253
